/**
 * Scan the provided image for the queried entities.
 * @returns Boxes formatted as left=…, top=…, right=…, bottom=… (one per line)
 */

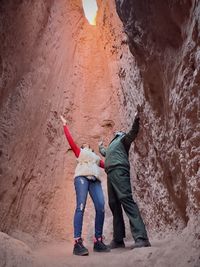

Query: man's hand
left=134, top=110, right=139, bottom=120
left=98, top=140, right=107, bottom=157
left=60, top=115, right=67, bottom=125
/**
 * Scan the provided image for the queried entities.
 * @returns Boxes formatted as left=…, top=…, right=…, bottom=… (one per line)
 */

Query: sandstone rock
left=0, top=232, right=36, bottom=267
left=115, top=0, right=200, bottom=230
left=0, top=2, right=199, bottom=265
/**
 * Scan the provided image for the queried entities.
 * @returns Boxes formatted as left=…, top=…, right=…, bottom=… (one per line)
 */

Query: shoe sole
left=110, top=245, right=125, bottom=249
left=73, top=251, right=89, bottom=256
left=93, top=249, right=111, bottom=253
left=131, top=244, right=151, bottom=249
left=110, top=244, right=125, bottom=249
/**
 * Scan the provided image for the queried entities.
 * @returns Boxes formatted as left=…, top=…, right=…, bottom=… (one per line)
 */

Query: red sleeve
left=63, top=125, right=80, bottom=157
left=99, top=160, right=105, bottom=169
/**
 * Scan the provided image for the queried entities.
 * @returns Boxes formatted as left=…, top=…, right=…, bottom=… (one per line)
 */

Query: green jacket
left=99, top=118, right=140, bottom=173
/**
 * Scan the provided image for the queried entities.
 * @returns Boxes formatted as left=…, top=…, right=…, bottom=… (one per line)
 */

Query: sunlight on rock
left=82, top=0, right=98, bottom=25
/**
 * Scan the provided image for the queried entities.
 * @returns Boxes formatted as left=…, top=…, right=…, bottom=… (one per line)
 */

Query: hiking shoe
left=131, top=238, right=151, bottom=249
left=93, top=237, right=111, bottom=252
left=73, top=238, right=89, bottom=256
left=109, top=239, right=125, bottom=249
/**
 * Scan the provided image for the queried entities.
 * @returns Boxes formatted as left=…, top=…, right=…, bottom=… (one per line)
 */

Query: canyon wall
left=0, top=0, right=199, bottom=248
left=0, top=0, right=124, bottom=244
left=0, top=0, right=79, bottom=243
left=115, top=0, right=200, bottom=232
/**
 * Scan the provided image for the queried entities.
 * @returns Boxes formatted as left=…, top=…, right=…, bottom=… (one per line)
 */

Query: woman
left=60, top=115, right=110, bottom=256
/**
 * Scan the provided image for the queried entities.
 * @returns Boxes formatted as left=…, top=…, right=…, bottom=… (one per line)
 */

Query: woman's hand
left=60, top=115, right=67, bottom=125
left=98, top=140, right=103, bottom=147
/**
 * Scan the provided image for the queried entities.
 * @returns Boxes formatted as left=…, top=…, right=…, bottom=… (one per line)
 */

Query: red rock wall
left=0, top=0, right=199, bottom=244
left=115, top=0, right=200, bottom=231
left=0, top=0, right=122, bottom=242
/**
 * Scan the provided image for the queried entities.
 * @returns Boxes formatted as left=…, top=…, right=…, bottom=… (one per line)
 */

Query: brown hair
left=81, top=143, right=91, bottom=149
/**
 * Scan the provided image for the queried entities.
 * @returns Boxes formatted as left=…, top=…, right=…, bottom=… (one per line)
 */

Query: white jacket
left=74, top=148, right=102, bottom=181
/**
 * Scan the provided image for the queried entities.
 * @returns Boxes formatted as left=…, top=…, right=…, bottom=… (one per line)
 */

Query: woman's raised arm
left=61, top=115, right=80, bottom=157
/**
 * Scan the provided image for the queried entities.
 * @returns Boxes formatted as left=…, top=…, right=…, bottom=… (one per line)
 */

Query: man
left=99, top=112, right=151, bottom=249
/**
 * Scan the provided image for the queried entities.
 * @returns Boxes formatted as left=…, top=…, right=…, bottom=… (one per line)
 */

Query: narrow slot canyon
left=0, top=1, right=199, bottom=266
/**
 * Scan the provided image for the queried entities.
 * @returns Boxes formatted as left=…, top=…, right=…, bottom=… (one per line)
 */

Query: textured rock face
left=0, top=0, right=121, bottom=243
left=0, top=0, right=199, bottom=251
left=0, top=0, right=78, bottom=242
left=115, top=0, right=200, bottom=230
left=0, top=232, right=36, bottom=267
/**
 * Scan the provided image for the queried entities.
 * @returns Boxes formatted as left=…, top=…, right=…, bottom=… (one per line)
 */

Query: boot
left=109, top=239, right=125, bottom=249
left=93, top=237, right=111, bottom=252
left=131, top=238, right=151, bottom=249
left=73, top=238, right=89, bottom=256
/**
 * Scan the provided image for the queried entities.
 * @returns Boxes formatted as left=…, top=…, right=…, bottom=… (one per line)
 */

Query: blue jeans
left=74, top=176, right=105, bottom=239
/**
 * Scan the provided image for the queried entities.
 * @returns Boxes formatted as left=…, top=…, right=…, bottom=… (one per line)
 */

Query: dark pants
left=74, top=176, right=105, bottom=239
left=107, top=168, right=148, bottom=241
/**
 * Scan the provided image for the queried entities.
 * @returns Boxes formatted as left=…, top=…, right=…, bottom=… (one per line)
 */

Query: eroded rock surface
left=0, top=0, right=199, bottom=266
left=0, top=232, right=36, bottom=267
left=115, top=0, right=200, bottom=230
left=0, top=0, right=121, bottom=243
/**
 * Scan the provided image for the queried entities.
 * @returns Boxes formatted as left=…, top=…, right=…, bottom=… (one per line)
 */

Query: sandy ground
left=33, top=236, right=200, bottom=267
left=1, top=228, right=199, bottom=267
left=2, top=218, right=199, bottom=267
